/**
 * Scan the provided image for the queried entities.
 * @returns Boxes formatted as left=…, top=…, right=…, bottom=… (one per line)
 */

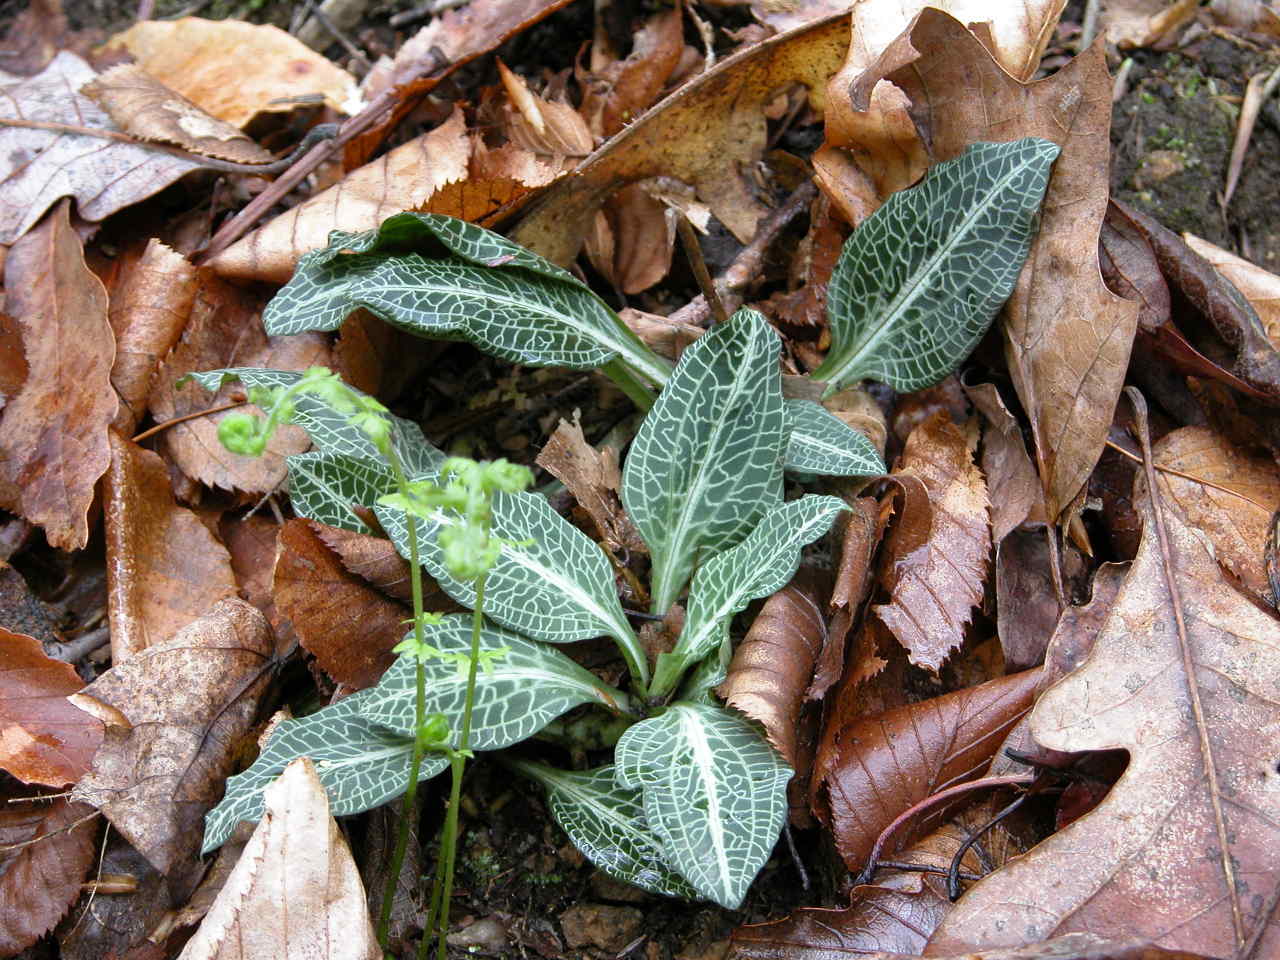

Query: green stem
left=601, top=358, right=658, bottom=411
left=378, top=449, right=428, bottom=951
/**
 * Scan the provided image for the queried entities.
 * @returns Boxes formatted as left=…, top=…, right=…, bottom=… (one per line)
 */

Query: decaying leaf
left=82, top=64, right=273, bottom=164
left=105, top=17, right=360, bottom=128
left=177, top=758, right=379, bottom=960
left=0, top=629, right=103, bottom=786
left=994, top=527, right=1061, bottom=671
left=536, top=417, right=645, bottom=555
left=512, top=12, right=852, bottom=264
left=1105, top=0, right=1201, bottom=48
left=273, top=519, right=407, bottom=690
left=579, top=7, right=685, bottom=139
left=72, top=599, right=274, bottom=884
left=0, top=200, right=116, bottom=550
left=874, top=413, right=990, bottom=672
left=0, top=796, right=98, bottom=957
left=103, top=431, right=238, bottom=663
left=148, top=271, right=329, bottom=494
left=817, top=668, right=1038, bottom=872
left=928, top=492, right=1280, bottom=956
left=0, top=52, right=203, bottom=245
left=1184, top=233, right=1280, bottom=345
left=209, top=109, right=471, bottom=284
left=964, top=381, right=1044, bottom=543
left=812, top=498, right=886, bottom=702
left=312, top=523, right=414, bottom=603
left=106, top=239, right=198, bottom=435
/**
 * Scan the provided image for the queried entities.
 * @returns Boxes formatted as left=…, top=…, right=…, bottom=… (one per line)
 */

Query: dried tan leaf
left=83, top=64, right=273, bottom=164
left=875, top=413, right=990, bottom=672
left=536, top=417, right=644, bottom=554
left=105, top=18, right=360, bottom=128
left=107, top=239, right=197, bottom=435
left=579, top=8, right=685, bottom=139
left=512, top=13, right=852, bottom=263
left=929, top=492, right=1280, bottom=955
left=274, top=519, right=407, bottom=689
left=0, top=52, right=203, bottom=244
left=0, top=796, right=97, bottom=956
left=964, top=381, right=1044, bottom=543
left=148, top=271, right=328, bottom=494
left=849, top=11, right=1137, bottom=523
left=176, top=758, right=379, bottom=960
left=0, top=629, right=103, bottom=786
left=591, top=181, right=676, bottom=294
left=1105, top=0, right=1200, bottom=48
left=103, top=431, right=238, bottom=663
left=71, top=599, right=273, bottom=881
left=813, top=498, right=885, bottom=702
left=1184, top=232, right=1280, bottom=349
left=208, top=108, right=470, bottom=283
left=820, top=669, right=1039, bottom=872
left=1152, top=426, right=1280, bottom=602
left=0, top=200, right=116, bottom=550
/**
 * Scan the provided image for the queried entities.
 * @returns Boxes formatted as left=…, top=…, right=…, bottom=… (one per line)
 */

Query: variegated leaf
left=814, top=139, right=1059, bottom=393
left=261, top=212, right=671, bottom=387
left=651, top=496, right=846, bottom=697
left=358, top=615, right=631, bottom=743
left=202, top=688, right=444, bottom=854
left=622, top=309, right=786, bottom=614
left=286, top=450, right=396, bottom=532
left=784, top=399, right=885, bottom=477
left=375, top=490, right=648, bottom=686
left=615, top=703, right=791, bottom=909
left=508, top=759, right=699, bottom=900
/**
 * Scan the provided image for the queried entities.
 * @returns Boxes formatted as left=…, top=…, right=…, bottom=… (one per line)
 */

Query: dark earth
left=3, top=0, right=1277, bottom=957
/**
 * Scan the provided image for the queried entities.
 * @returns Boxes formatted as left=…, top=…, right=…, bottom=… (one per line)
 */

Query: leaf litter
left=1, top=0, right=1280, bottom=957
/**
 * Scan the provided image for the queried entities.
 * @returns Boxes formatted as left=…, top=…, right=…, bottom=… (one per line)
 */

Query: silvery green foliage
left=262, top=212, right=671, bottom=386
left=202, top=689, right=445, bottom=854
left=783, top=399, right=884, bottom=477
left=622, top=309, right=786, bottom=614
left=814, top=138, right=1060, bottom=394
left=651, top=495, right=847, bottom=696
left=615, top=703, right=791, bottom=909
left=374, top=490, right=649, bottom=686
left=359, top=616, right=631, bottom=745
left=507, top=760, right=698, bottom=900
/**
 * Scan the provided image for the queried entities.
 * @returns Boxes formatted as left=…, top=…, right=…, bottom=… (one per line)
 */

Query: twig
left=390, top=0, right=469, bottom=28
left=1080, top=0, right=1102, bottom=50
left=299, top=0, right=372, bottom=73
left=1224, top=65, right=1280, bottom=207
left=782, top=821, right=809, bottom=891
left=678, top=216, right=727, bottom=326
left=946, top=791, right=1031, bottom=900
left=1126, top=386, right=1245, bottom=947
left=875, top=859, right=982, bottom=882
left=669, top=181, right=816, bottom=328
left=131, top=400, right=247, bottom=443
left=1104, top=438, right=1272, bottom=508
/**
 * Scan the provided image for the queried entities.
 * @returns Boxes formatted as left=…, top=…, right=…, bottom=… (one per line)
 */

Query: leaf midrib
left=826, top=155, right=1032, bottom=387
left=677, top=707, right=732, bottom=903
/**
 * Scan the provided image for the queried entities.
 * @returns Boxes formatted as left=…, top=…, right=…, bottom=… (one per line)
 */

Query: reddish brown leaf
left=0, top=0, right=69, bottom=76
left=0, top=796, right=98, bottom=956
left=0, top=630, right=103, bottom=786
left=0, top=200, right=116, bottom=550
left=71, top=599, right=273, bottom=884
left=312, top=524, right=415, bottom=604
left=220, top=513, right=296, bottom=658
left=148, top=270, right=328, bottom=494
left=820, top=669, right=1039, bottom=872
left=813, top=497, right=885, bottom=702
left=104, top=431, right=238, bottom=663
left=106, top=239, right=198, bottom=436
left=928, top=492, right=1280, bottom=955
left=176, top=758, right=379, bottom=960
left=580, top=8, right=684, bottom=140
left=765, top=195, right=848, bottom=329
left=274, top=519, right=409, bottom=690
left=104, top=18, right=359, bottom=128
left=994, top=528, right=1060, bottom=671
left=875, top=414, right=990, bottom=672
left=964, top=382, right=1044, bottom=543
left=536, top=418, right=645, bottom=555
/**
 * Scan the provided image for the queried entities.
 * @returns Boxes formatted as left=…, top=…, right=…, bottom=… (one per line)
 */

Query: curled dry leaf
left=71, top=599, right=274, bottom=883
left=83, top=64, right=273, bottom=164
left=851, top=10, right=1136, bottom=525
left=208, top=108, right=470, bottom=284
left=0, top=629, right=103, bottom=786
left=812, top=497, right=885, bottom=702
left=1105, top=0, right=1201, bottom=48
left=536, top=418, right=645, bottom=555
left=512, top=12, right=852, bottom=264
left=1151, top=426, right=1280, bottom=603
left=1184, top=232, right=1280, bottom=345
left=312, top=523, right=414, bottom=603
left=579, top=7, right=685, bottom=140
left=0, top=200, right=116, bottom=551
left=104, top=18, right=360, bottom=128
left=148, top=271, right=329, bottom=494
left=928, top=493, right=1280, bottom=956
left=814, top=0, right=1065, bottom=216
left=0, top=52, right=203, bottom=244
left=875, top=413, right=990, bottom=672
left=994, top=527, right=1061, bottom=671
left=817, top=668, right=1039, bottom=872
left=964, top=382, right=1044, bottom=543
left=106, top=239, right=197, bottom=435
left=103, top=431, right=238, bottom=663
left=273, top=519, right=408, bottom=690
left=177, top=758, right=379, bottom=960
left=0, top=796, right=98, bottom=957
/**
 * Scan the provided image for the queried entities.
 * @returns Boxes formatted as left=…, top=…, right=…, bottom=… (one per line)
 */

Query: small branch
left=678, top=216, right=727, bottom=326
left=131, top=400, right=246, bottom=443
left=1104, top=439, right=1272, bottom=508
